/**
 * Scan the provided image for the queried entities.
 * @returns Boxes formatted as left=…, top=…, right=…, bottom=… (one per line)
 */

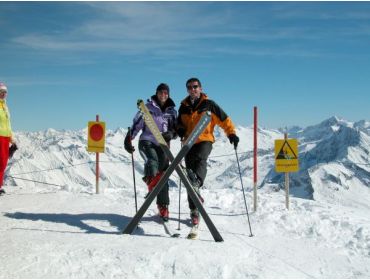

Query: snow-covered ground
left=0, top=116, right=369, bottom=278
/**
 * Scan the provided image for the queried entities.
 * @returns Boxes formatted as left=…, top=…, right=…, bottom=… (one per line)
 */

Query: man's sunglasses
left=187, top=85, right=199, bottom=90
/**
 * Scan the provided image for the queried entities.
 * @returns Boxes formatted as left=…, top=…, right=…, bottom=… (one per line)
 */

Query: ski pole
left=177, top=178, right=182, bottom=230
left=128, top=127, right=138, bottom=214
left=177, top=142, right=184, bottom=230
left=234, top=147, right=253, bottom=237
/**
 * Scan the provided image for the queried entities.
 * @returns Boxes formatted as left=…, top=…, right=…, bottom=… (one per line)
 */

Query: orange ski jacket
left=177, top=93, right=236, bottom=144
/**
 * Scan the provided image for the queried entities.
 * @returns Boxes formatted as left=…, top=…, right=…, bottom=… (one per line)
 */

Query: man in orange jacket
left=177, top=77, right=239, bottom=225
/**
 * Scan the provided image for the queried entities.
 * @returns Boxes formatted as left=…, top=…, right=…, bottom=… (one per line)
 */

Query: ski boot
left=0, top=188, right=5, bottom=196
left=158, top=204, right=169, bottom=221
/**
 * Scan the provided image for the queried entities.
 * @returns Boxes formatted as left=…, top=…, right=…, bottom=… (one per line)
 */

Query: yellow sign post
left=275, top=135, right=299, bottom=209
left=274, top=138, right=299, bottom=172
left=87, top=121, right=106, bottom=153
left=87, top=116, right=105, bottom=194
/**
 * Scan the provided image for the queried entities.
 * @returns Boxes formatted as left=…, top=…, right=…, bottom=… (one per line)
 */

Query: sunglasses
left=187, top=84, right=199, bottom=90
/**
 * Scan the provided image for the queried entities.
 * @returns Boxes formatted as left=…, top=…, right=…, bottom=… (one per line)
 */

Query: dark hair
left=156, top=83, right=170, bottom=95
left=186, top=77, right=202, bottom=88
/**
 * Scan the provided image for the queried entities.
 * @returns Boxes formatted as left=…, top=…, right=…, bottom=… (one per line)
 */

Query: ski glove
left=9, top=143, right=18, bottom=158
left=162, top=131, right=173, bottom=142
left=228, top=134, right=239, bottom=149
left=124, top=133, right=135, bottom=154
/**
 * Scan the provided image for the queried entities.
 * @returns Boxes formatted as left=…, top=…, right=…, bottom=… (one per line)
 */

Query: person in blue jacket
left=124, top=83, right=177, bottom=220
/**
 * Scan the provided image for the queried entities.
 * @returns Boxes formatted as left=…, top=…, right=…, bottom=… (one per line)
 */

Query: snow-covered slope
left=1, top=116, right=369, bottom=278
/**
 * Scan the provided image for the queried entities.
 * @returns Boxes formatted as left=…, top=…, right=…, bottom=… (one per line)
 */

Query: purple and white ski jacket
left=130, top=95, right=177, bottom=145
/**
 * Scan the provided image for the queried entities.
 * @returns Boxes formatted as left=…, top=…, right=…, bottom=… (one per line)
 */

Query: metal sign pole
left=284, top=132, right=289, bottom=209
left=285, top=172, right=289, bottom=210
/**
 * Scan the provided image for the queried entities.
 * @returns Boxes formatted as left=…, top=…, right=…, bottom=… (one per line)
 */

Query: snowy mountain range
left=6, top=116, right=370, bottom=209
left=1, top=116, right=369, bottom=278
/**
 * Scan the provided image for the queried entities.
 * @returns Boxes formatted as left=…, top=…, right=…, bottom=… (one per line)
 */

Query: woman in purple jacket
left=124, top=83, right=177, bottom=220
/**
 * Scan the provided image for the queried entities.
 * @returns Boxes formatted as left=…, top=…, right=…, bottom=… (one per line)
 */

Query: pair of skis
left=122, top=100, right=223, bottom=242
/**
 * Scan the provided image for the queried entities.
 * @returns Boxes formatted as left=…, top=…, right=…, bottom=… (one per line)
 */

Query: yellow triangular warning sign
left=276, top=140, right=297, bottom=160
left=274, top=138, right=299, bottom=172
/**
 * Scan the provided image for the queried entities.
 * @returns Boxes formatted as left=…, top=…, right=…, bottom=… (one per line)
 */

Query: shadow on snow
left=4, top=212, right=189, bottom=237
left=4, top=212, right=130, bottom=234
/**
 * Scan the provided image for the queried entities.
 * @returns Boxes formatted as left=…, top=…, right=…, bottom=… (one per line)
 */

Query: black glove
left=124, top=133, right=135, bottom=154
left=9, top=143, right=18, bottom=158
left=177, top=127, right=186, bottom=139
left=228, top=134, right=239, bottom=149
left=162, top=131, right=173, bottom=142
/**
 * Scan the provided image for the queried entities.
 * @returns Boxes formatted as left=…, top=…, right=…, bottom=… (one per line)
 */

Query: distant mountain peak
left=319, top=116, right=347, bottom=127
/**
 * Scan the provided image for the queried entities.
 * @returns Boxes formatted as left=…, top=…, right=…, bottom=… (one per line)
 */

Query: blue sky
left=1, top=1, right=370, bottom=132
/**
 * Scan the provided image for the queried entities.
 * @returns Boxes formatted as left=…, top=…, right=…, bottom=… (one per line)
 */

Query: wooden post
left=284, top=132, right=289, bottom=209
left=253, top=106, right=258, bottom=212
left=96, top=114, right=100, bottom=194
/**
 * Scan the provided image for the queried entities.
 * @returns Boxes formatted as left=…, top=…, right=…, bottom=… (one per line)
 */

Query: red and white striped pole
left=253, top=106, right=258, bottom=211
left=96, top=114, right=100, bottom=194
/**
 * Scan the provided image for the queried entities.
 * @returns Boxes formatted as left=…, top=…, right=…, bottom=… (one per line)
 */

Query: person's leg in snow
left=185, top=141, right=213, bottom=224
left=0, top=136, right=10, bottom=195
left=139, top=140, right=170, bottom=219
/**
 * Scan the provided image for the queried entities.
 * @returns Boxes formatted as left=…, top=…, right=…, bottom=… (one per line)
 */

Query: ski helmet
left=0, top=82, right=7, bottom=93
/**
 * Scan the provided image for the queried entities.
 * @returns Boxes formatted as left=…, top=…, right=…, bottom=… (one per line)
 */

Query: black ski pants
left=185, top=141, right=213, bottom=210
left=139, top=140, right=169, bottom=206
